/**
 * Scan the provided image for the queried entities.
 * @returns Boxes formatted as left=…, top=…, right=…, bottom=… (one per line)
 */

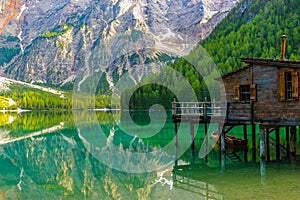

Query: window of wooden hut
left=285, top=72, right=292, bottom=99
left=278, top=70, right=299, bottom=101
left=240, top=85, right=250, bottom=102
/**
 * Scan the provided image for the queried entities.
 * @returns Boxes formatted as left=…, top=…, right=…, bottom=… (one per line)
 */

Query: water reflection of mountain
left=0, top=128, right=223, bottom=199
left=0, top=131, right=159, bottom=199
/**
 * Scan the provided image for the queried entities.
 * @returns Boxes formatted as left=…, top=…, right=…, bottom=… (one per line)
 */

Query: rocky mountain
left=0, top=0, right=239, bottom=89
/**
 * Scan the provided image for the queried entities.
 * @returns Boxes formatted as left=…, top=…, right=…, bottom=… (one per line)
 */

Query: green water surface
left=0, top=111, right=299, bottom=199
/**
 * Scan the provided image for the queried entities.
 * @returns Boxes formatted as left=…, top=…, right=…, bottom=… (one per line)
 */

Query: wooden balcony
left=171, top=99, right=227, bottom=123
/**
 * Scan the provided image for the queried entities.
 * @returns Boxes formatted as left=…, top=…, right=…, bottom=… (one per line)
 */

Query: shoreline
left=0, top=108, right=31, bottom=113
left=0, top=108, right=170, bottom=113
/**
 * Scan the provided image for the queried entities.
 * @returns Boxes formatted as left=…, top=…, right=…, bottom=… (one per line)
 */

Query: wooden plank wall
left=253, top=65, right=300, bottom=120
left=222, top=67, right=252, bottom=119
left=223, top=64, right=300, bottom=122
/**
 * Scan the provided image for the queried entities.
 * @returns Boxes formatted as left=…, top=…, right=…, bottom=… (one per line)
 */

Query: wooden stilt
left=243, top=125, right=248, bottom=162
left=190, top=122, right=195, bottom=165
left=174, top=122, right=178, bottom=167
left=219, top=123, right=226, bottom=170
left=290, top=126, right=296, bottom=158
left=286, top=126, right=290, bottom=160
left=243, top=125, right=248, bottom=140
left=275, top=127, right=280, bottom=161
left=252, top=123, right=256, bottom=163
left=204, top=123, right=208, bottom=163
left=266, top=129, right=270, bottom=161
left=260, top=126, right=266, bottom=160
left=220, top=127, right=226, bottom=153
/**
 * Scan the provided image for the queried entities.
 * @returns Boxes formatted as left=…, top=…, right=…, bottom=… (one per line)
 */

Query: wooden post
left=181, top=102, right=185, bottom=115
left=243, top=125, right=248, bottom=162
left=172, top=98, right=176, bottom=116
left=260, top=126, right=266, bottom=160
left=266, top=129, right=270, bottom=161
left=205, top=122, right=208, bottom=163
left=260, top=127, right=266, bottom=182
left=212, top=99, right=216, bottom=116
left=252, top=123, right=256, bottom=163
left=290, top=126, right=296, bottom=158
left=219, top=123, right=226, bottom=170
left=220, top=125, right=226, bottom=169
left=174, top=122, right=178, bottom=166
left=243, top=125, right=248, bottom=141
left=286, top=126, right=290, bottom=160
left=275, top=127, right=280, bottom=161
left=221, top=127, right=226, bottom=153
left=190, top=122, right=195, bottom=165
left=204, top=97, right=208, bottom=120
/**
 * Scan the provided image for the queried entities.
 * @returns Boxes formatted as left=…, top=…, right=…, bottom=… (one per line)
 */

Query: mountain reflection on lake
left=0, top=111, right=299, bottom=199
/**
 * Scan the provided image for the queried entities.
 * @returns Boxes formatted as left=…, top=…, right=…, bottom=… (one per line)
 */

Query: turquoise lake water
left=0, top=111, right=299, bottom=199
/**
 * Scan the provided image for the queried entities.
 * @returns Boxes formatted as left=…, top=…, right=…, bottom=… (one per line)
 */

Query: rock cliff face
left=0, top=0, right=239, bottom=87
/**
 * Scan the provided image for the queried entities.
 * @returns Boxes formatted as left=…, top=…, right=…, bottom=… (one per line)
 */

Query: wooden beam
left=290, top=126, right=296, bottom=158
left=190, top=122, right=195, bottom=165
left=204, top=123, right=208, bottom=163
left=260, top=126, right=266, bottom=160
left=244, top=124, right=248, bottom=162
left=174, top=122, right=178, bottom=166
left=252, top=123, right=256, bottom=163
left=243, top=125, right=248, bottom=140
left=266, top=129, right=270, bottom=161
left=218, top=123, right=226, bottom=170
left=286, top=126, right=290, bottom=160
left=220, top=127, right=226, bottom=153
left=275, top=127, right=280, bottom=161
left=224, top=125, right=235, bottom=134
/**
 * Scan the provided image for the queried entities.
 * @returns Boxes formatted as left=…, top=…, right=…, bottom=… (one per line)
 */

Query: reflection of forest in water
left=0, top=111, right=121, bottom=139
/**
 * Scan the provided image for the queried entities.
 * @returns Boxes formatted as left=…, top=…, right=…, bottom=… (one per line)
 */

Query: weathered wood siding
left=222, top=67, right=252, bottom=120
left=222, top=64, right=300, bottom=123
left=253, top=65, right=300, bottom=120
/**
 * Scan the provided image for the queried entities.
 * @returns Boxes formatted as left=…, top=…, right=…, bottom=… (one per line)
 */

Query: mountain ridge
left=0, top=0, right=239, bottom=87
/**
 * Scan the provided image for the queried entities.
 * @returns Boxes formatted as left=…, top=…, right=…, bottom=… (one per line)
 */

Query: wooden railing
left=172, top=98, right=226, bottom=117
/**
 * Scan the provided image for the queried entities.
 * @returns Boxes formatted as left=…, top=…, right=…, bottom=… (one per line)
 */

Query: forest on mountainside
left=201, top=0, right=300, bottom=73
left=128, top=0, right=300, bottom=109
left=0, top=84, right=112, bottom=110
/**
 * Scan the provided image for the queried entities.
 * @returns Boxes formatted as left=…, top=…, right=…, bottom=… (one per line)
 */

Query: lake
left=0, top=111, right=299, bottom=199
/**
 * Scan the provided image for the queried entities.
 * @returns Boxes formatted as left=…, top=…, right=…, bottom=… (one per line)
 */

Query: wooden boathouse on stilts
left=172, top=35, right=300, bottom=171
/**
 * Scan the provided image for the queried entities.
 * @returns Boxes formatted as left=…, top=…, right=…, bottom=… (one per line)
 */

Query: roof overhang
left=241, top=57, right=300, bottom=68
